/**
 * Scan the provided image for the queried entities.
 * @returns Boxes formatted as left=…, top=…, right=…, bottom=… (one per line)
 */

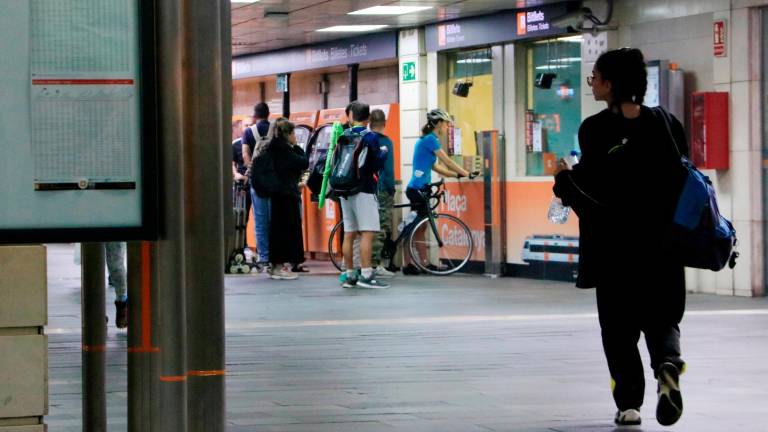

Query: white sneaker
left=375, top=265, right=396, bottom=278
left=270, top=267, right=298, bottom=280
left=614, top=408, right=641, bottom=426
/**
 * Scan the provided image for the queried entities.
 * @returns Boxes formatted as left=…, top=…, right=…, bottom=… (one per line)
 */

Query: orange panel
left=438, top=180, right=485, bottom=261
left=317, top=108, right=348, bottom=126
left=289, top=111, right=319, bottom=129
left=504, top=181, right=579, bottom=264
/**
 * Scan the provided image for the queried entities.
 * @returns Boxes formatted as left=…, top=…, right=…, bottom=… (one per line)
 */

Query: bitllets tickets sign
left=426, top=1, right=577, bottom=52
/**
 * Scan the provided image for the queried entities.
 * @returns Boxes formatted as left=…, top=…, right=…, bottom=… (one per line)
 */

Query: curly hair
left=595, top=48, right=647, bottom=107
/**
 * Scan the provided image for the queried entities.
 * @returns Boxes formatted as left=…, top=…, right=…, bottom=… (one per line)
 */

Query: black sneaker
left=402, top=264, right=422, bottom=275
left=342, top=277, right=358, bottom=288
left=357, top=275, right=390, bottom=289
left=656, top=362, right=683, bottom=426
left=614, top=408, right=641, bottom=426
left=115, top=300, right=128, bottom=329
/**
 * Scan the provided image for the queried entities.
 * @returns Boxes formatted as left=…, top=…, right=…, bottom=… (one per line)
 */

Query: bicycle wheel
left=327, top=220, right=344, bottom=272
left=408, top=214, right=473, bottom=275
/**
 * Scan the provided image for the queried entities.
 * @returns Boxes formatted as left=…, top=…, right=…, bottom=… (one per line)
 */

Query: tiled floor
left=45, top=244, right=768, bottom=431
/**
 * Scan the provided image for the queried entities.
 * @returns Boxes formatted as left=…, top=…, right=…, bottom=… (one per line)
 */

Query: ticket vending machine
left=303, top=108, right=348, bottom=258
left=289, top=111, right=319, bottom=151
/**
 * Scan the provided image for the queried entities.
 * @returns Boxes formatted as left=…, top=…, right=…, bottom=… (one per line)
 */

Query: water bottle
left=547, top=151, right=579, bottom=224
left=398, top=210, right=418, bottom=233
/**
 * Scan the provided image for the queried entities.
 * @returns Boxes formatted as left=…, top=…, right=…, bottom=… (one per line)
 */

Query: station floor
left=45, top=244, right=768, bottom=431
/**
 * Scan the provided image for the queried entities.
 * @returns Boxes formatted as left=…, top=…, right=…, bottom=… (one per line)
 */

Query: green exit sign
left=402, top=61, right=417, bottom=82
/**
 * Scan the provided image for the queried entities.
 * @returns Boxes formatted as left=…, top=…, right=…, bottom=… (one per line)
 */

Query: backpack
left=250, top=147, right=280, bottom=198
left=328, top=129, right=369, bottom=198
left=657, top=107, right=738, bottom=271
left=250, top=122, right=271, bottom=159
left=306, top=151, right=326, bottom=197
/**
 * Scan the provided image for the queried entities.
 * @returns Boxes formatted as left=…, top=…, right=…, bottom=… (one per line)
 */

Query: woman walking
left=553, top=48, right=688, bottom=427
left=266, top=118, right=309, bottom=280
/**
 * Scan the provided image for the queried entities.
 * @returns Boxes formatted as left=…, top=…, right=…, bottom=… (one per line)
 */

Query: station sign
left=233, top=32, right=397, bottom=79
left=425, top=1, right=579, bottom=52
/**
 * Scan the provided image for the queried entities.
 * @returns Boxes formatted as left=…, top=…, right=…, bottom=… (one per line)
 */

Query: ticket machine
left=303, top=108, right=348, bottom=258
left=289, top=111, right=319, bottom=151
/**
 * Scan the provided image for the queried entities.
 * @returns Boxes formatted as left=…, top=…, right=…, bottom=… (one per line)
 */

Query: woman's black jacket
left=266, top=137, right=308, bottom=198
left=553, top=106, right=688, bottom=289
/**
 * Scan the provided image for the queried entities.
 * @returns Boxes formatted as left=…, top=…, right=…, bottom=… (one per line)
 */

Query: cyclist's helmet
left=426, top=108, right=452, bottom=126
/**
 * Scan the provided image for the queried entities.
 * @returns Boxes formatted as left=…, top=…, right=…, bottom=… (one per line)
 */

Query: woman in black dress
left=553, top=48, right=688, bottom=427
left=267, top=118, right=308, bottom=280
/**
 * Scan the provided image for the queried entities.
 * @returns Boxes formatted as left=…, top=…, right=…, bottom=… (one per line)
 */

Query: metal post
left=154, top=0, right=189, bottom=430
left=348, top=63, right=359, bottom=102
left=81, top=242, right=107, bottom=432
left=127, top=242, right=159, bottom=431
left=184, top=0, right=227, bottom=430
left=321, top=73, right=329, bottom=109
left=282, top=72, right=291, bottom=117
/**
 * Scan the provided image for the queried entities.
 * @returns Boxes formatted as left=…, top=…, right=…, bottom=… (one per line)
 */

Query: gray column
left=127, top=242, right=160, bottom=432
left=183, top=0, right=227, bottom=430
left=81, top=243, right=106, bottom=432
left=155, top=0, right=189, bottom=430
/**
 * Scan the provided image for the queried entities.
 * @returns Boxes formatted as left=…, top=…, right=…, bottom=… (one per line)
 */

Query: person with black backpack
left=331, top=102, right=390, bottom=289
left=553, top=48, right=688, bottom=427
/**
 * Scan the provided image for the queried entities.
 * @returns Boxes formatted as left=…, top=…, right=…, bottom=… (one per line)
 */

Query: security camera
left=551, top=7, right=592, bottom=32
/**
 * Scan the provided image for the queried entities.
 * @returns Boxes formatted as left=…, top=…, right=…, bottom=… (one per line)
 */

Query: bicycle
left=328, top=175, right=478, bottom=275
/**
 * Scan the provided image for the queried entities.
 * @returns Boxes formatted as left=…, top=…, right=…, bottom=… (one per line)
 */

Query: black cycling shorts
left=405, top=187, right=428, bottom=217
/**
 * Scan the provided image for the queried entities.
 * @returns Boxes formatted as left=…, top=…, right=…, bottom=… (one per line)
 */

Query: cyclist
left=404, top=109, right=471, bottom=274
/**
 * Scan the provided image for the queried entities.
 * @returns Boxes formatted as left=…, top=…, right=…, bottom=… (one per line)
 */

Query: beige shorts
left=340, top=192, right=380, bottom=232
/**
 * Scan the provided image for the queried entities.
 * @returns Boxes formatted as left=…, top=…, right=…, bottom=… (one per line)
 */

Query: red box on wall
left=690, top=92, right=729, bottom=170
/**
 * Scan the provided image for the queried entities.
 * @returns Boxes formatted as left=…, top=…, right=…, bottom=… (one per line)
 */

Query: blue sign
left=233, top=32, right=397, bottom=79
left=425, top=2, right=578, bottom=52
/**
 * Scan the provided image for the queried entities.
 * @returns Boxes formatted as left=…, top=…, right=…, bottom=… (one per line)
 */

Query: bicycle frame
left=389, top=184, right=445, bottom=253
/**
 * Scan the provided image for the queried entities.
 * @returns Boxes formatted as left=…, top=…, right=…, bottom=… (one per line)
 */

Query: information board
left=0, top=0, right=157, bottom=243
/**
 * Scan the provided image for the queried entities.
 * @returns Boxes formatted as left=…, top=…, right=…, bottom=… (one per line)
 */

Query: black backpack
left=250, top=148, right=279, bottom=198
left=328, top=129, right=369, bottom=198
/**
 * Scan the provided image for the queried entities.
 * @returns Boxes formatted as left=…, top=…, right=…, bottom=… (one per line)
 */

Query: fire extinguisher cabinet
left=690, top=92, right=729, bottom=170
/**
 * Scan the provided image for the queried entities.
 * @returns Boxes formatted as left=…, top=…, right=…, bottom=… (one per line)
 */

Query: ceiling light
left=317, top=25, right=389, bottom=32
left=349, top=6, right=432, bottom=15
left=456, top=58, right=491, bottom=64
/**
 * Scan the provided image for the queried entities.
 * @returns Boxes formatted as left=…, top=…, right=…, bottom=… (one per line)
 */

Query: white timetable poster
left=0, top=0, right=150, bottom=236
left=30, top=0, right=139, bottom=189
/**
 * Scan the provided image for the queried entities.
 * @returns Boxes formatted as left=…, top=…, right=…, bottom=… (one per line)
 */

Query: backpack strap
left=653, top=107, right=684, bottom=160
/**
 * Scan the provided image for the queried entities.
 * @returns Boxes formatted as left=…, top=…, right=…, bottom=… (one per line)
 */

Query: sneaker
left=115, top=300, right=128, bottom=329
left=342, top=277, right=358, bottom=288
left=614, top=408, right=641, bottom=426
left=374, top=265, right=396, bottom=278
left=402, top=263, right=422, bottom=275
left=656, top=362, right=683, bottom=426
left=357, top=275, right=390, bottom=289
left=270, top=267, right=298, bottom=280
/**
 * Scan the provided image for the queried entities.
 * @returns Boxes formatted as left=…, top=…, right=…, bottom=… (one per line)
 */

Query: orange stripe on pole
left=82, top=345, right=106, bottom=352
left=127, top=347, right=160, bottom=353
left=187, top=370, right=226, bottom=377
left=160, top=375, right=187, bottom=382
left=141, top=242, right=152, bottom=350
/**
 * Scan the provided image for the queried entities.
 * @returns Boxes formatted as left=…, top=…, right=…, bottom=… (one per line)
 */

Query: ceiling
left=232, top=0, right=578, bottom=57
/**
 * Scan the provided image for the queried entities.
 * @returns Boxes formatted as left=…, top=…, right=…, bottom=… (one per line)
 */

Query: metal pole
left=282, top=72, right=291, bottom=117
left=81, top=242, right=107, bottom=432
left=348, top=63, right=359, bottom=102
left=184, top=0, right=227, bottom=430
left=127, top=242, right=159, bottom=431
left=154, top=0, right=189, bottom=430
left=321, top=74, right=329, bottom=109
